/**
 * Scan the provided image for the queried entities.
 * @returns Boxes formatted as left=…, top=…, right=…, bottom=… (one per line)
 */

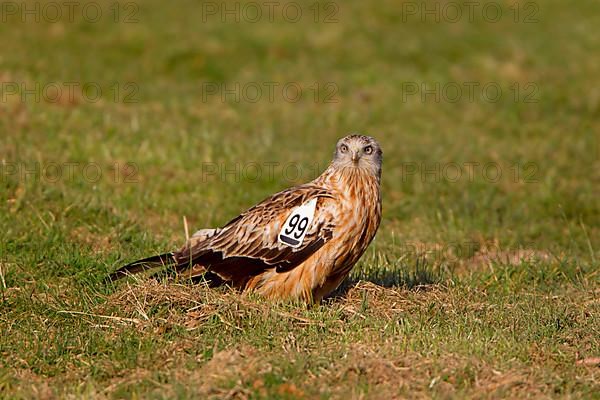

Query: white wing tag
left=278, top=198, right=318, bottom=248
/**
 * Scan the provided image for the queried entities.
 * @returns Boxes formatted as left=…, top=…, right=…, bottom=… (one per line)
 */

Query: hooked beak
left=351, top=151, right=360, bottom=164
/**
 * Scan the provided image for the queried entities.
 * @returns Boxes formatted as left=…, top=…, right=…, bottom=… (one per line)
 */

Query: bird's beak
left=351, top=151, right=360, bottom=164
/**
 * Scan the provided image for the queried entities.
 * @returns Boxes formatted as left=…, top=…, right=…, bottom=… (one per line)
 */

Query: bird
left=109, top=134, right=383, bottom=303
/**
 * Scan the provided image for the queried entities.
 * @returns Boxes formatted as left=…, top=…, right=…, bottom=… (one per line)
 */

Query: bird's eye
left=364, top=145, right=373, bottom=155
left=340, top=144, right=349, bottom=153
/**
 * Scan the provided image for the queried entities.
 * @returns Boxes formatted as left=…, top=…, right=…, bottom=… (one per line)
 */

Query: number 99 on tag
left=278, top=198, right=318, bottom=248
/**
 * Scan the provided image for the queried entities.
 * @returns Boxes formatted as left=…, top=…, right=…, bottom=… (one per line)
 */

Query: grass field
left=1, top=0, right=599, bottom=398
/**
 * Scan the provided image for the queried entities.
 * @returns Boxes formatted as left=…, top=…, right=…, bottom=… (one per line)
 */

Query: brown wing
left=173, top=184, right=338, bottom=286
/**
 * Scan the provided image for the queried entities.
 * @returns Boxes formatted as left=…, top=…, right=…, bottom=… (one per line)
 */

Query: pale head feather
left=330, top=134, right=383, bottom=179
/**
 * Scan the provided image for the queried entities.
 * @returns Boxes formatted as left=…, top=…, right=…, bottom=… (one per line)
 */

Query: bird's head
left=331, top=134, right=383, bottom=178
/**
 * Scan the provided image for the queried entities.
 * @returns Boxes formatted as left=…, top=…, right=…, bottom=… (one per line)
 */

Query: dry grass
left=5, top=278, right=583, bottom=399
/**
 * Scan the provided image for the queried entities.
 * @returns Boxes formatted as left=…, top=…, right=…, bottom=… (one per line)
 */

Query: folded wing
left=173, top=184, right=338, bottom=286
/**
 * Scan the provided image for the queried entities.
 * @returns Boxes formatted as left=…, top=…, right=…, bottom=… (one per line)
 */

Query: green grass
left=1, top=0, right=599, bottom=398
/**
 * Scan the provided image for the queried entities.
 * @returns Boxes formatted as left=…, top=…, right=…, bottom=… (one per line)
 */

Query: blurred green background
left=1, top=0, right=598, bottom=262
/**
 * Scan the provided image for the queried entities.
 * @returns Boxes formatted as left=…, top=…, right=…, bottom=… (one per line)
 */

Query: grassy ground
left=1, top=0, right=599, bottom=398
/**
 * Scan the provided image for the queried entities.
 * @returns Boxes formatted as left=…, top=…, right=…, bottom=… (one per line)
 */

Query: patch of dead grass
left=69, top=226, right=114, bottom=253
left=4, top=277, right=599, bottom=399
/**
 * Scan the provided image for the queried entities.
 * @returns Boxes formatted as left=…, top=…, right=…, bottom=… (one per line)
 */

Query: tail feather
left=108, top=253, right=177, bottom=282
